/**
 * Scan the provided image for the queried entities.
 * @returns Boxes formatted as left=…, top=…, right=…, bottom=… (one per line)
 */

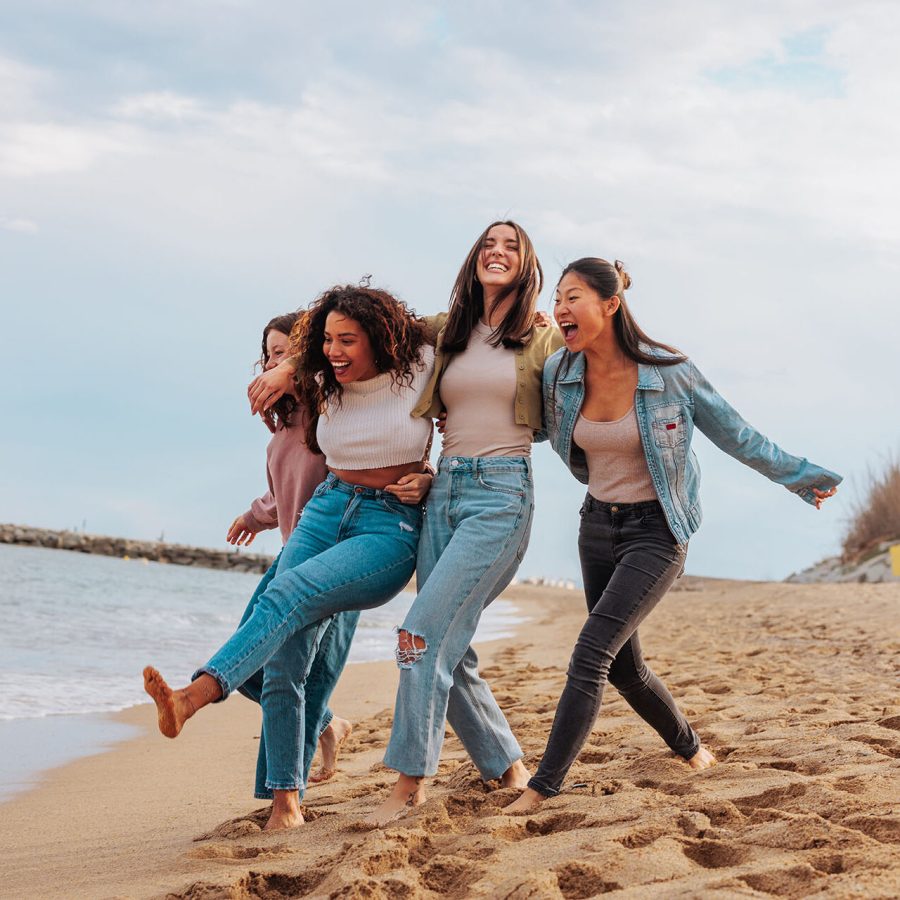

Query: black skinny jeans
left=528, top=497, right=700, bottom=797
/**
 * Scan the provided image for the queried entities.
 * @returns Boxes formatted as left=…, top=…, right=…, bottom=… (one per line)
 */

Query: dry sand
left=1, top=579, right=898, bottom=899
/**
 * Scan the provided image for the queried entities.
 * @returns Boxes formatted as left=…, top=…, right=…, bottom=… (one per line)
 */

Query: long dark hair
left=260, top=312, right=301, bottom=427
left=290, top=284, right=430, bottom=453
left=552, top=257, right=685, bottom=393
left=441, top=220, right=543, bottom=352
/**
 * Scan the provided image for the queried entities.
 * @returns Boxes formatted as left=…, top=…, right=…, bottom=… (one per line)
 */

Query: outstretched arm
left=690, top=362, right=842, bottom=507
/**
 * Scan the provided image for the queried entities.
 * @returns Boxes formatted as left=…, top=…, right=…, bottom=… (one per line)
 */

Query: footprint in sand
left=681, top=838, right=751, bottom=869
left=554, top=861, right=621, bottom=897
left=850, top=735, right=900, bottom=758
left=839, top=814, right=900, bottom=845
left=739, top=864, right=825, bottom=896
left=523, top=812, right=589, bottom=837
left=167, top=869, right=327, bottom=899
left=186, top=842, right=291, bottom=861
left=418, top=856, right=485, bottom=897
left=193, top=804, right=332, bottom=841
left=732, top=781, right=808, bottom=815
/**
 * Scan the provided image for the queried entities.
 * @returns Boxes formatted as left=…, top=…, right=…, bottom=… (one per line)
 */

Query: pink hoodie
left=242, top=409, right=328, bottom=545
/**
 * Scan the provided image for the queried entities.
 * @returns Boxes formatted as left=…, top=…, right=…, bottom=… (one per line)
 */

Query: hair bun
left=614, top=259, right=632, bottom=290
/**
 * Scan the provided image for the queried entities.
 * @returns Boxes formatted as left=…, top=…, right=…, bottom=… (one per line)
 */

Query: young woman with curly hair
left=144, top=284, right=435, bottom=831
left=503, top=257, right=840, bottom=814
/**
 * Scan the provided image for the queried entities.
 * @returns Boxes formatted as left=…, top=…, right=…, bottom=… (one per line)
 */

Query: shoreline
left=2, top=580, right=898, bottom=898
left=0, top=593, right=527, bottom=806
left=0, top=584, right=559, bottom=898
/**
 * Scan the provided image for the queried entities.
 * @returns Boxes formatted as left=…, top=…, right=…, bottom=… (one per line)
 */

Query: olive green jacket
left=412, top=312, right=565, bottom=432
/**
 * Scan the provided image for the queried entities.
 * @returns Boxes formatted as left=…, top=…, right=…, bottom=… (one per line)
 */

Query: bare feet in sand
left=687, top=745, right=717, bottom=770
left=503, top=786, right=545, bottom=815
left=499, top=759, right=530, bottom=790
left=265, top=791, right=304, bottom=831
left=143, top=666, right=194, bottom=738
left=309, top=716, right=353, bottom=784
left=366, top=775, right=425, bottom=826
left=142, top=667, right=221, bottom=738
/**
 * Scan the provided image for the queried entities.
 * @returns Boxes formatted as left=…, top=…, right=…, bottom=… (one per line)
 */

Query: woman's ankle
left=265, top=790, right=304, bottom=831
left=182, top=673, right=222, bottom=715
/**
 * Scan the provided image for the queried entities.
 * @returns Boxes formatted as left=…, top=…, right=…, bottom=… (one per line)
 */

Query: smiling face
left=554, top=272, right=620, bottom=352
left=475, top=223, right=521, bottom=293
left=323, top=311, right=379, bottom=383
left=264, top=329, right=292, bottom=370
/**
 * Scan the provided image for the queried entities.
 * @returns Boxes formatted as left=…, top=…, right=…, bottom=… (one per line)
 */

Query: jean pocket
left=476, top=471, right=527, bottom=496
left=380, top=496, right=423, bottom=529
left=311, top=478, right=332, bottom=498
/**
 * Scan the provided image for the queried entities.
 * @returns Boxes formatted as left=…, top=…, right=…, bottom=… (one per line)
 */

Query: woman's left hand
left=385, top=472, right=433, bottom=504
left=813, top=486, right=838, bottom=509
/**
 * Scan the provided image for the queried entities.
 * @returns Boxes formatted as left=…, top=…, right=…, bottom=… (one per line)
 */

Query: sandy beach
left=1, top=579, right=898, bottom=899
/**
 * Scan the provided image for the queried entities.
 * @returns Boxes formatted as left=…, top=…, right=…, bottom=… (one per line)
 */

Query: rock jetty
left=0, top=523, right=274, bottom=574
left=785, top=540, right=899, bottom=584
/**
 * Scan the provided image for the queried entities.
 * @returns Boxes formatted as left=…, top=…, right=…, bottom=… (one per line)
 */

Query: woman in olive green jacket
left=371, top=221, right=563, bottom=823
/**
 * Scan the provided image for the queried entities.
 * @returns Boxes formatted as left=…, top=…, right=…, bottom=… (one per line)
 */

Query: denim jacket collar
left=554, top=349, right=665, bottom=392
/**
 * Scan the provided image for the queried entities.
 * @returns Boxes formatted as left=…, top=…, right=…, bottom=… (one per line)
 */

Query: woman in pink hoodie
left=226, top=312, right=354, bottom=791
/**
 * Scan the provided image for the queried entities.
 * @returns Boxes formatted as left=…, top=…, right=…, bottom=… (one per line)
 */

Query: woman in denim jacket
left=505, top=257, right=841, bottom=813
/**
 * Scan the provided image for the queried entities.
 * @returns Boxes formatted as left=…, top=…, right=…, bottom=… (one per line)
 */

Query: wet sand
left=1, top=580, right=898, bottom=898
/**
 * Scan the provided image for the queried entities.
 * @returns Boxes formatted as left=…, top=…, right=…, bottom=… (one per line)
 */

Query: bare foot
left=143, top=666, right=193, bottom=738
left=309, top=716, right=353, bottom=784
left=503, top=787, right=545, bottom=815
left=687, top=745, right=717, bottom=771
left=499, top=759, right=530, bottom=790
left=366, top=775, right=425, bottom=826
left=264, top=791, right=304, bottom=831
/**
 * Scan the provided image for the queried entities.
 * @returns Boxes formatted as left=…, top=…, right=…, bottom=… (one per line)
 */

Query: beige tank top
left=439, top=321, right=533, bottom=457
left=573, top=407, right=657, bottom=503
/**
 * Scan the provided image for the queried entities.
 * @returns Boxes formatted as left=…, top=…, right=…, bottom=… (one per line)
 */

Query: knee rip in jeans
left=395, top=628, right=427, bottom=668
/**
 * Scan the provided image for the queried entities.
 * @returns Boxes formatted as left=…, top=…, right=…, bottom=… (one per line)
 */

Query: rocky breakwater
left=0, top=523, right=274, bottom=574
left=786, top=540, right=899, bottom=584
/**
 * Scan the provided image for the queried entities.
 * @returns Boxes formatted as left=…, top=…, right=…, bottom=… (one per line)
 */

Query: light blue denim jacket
left=542, top=347, right=842, bottom=545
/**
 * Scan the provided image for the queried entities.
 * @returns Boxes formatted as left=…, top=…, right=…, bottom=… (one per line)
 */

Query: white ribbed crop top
left=316, top=345, right=435, bottom=470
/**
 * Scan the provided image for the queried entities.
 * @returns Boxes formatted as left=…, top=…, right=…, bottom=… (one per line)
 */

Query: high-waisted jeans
left=528, top=496, right=700, bottom=797
left=235, top=549, right=360, bottom=799
left=196, top=473, right=422, bottom=794
left=384, top=456, right=532, bottom=779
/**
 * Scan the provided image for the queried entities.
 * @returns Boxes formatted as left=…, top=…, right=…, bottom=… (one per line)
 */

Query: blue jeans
left=528, top=497, right=698, bottom=797
left=384, top=456, right=533, bottom=779
left=197, top=473, right=422, bottom=793
left=236, top=550, right=361, bottom=799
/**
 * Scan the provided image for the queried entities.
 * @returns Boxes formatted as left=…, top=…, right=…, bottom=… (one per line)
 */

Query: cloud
left=0, top=216, right=37, bottom=233
left=1, top=2, right=898, bottom=579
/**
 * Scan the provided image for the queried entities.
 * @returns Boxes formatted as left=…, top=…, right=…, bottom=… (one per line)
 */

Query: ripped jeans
left=384, top=456, right=532, bottom=779
left=196, top=473, right=421, bottom=794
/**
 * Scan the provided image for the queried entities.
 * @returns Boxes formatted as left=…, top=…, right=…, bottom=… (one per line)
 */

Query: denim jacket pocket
left=651, top=411, right=687, bottom=449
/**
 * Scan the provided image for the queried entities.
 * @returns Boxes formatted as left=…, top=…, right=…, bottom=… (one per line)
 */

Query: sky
left=2, top=1, right=898, bottom=583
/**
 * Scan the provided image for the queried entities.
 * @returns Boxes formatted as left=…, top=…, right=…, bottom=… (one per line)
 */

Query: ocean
left=0, top=543, right=524, bottom=801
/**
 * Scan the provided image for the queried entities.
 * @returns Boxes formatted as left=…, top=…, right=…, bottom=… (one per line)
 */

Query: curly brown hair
left=289, top=284, right=430, bottom=453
